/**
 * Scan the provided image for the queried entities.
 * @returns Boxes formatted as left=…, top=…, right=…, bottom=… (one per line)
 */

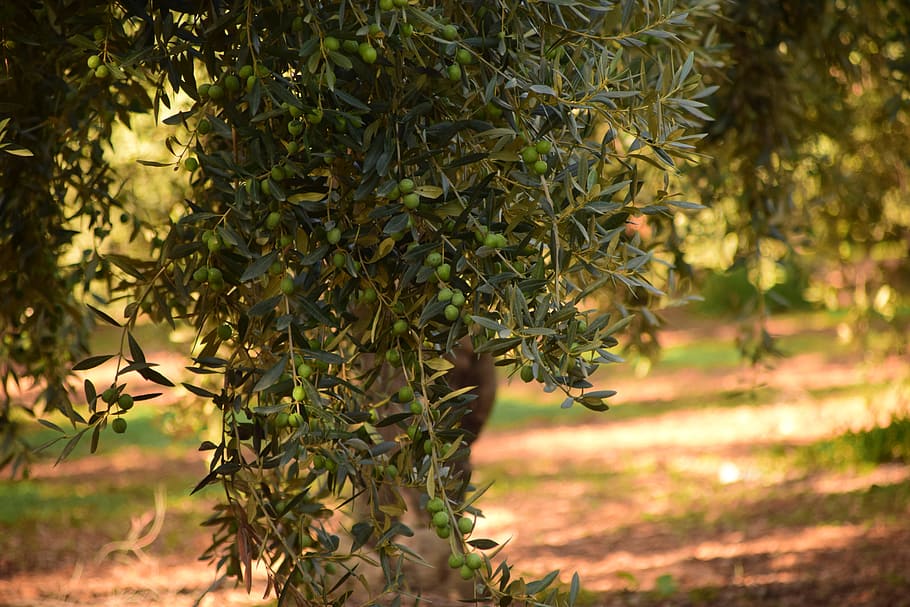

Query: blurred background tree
left=677, top=0, right=910, bottom=362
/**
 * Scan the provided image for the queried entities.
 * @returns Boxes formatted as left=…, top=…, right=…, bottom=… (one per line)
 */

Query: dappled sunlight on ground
left=2, top=315, right=909, bottom=605
left=474, top=391, right=907, bottom=467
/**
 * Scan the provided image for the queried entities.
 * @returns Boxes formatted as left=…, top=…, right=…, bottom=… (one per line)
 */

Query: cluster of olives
left=383, top=177, right=420, bottom=210
left=197, top=65, right=265, bottom=103
left=422, top=251, right=468, bottom=322
left=86, top=54, right=109, bottom=79
left=101, top=385, right=134, bottom=433
left=192, top=265, right=225, bottom=292
left=424, top=497, right=483, bottom=579
left=521, top=140, right=552, bottom=175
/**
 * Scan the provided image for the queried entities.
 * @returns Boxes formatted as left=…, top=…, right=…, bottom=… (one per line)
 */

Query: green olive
left=398, top=178, right=415, bottom=194
left=224, top=74, right=240, bottom=92
left=465, top=552, right=483, bottom=570
left=280, top=276, right=295, bottom=295
left=432, top=511, right=449, bottom=528
left=441, top=24, right=458, bottom=41
left=402, top=192, right=420, bottom=209
left=359, top=42, right=378, bottom=64
left=444, top=304, right=459, bottom=322
left=457, top=516, right=474, bottom=535
left=447, top=64, right=462, bottom=81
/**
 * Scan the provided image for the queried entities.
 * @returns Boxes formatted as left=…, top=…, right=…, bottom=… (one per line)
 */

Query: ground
left=1, top=313, right=908, bottom=606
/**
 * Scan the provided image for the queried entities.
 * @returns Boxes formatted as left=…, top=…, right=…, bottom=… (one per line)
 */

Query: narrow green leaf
left=525, top=569, right=559, bottom=595
left=132, top=392, right=161, bottom=401
left=474, top=337, right=522, bottom=355
left=84, top=379, right=96, bottom=404
left=56, top=429, right=88, bottom=463
left=87, top=304, right=121, bottom=327
left=240, top=251, right=278, bottom=282
left=136, top=159, right=173, bottom=167
left=183, top=382, right=217, bottom=398
left=90, top=424, right=101, bottom=453
left=569, top=572, right=580, bottom=606
left=467, top=538, right=499, bottom=550
left=253, top=355, right=288, bottom=393
left=37, top=418, right=64, bottom=433
left=127, top=332, right=146, bottom=363
left=72, top=354, right=115, bottom=371
left=529, top=84, right=557, bottom=97
left=666, top=199, right=706, bottom=210
left=578, top=397, right=610, bottom=412
left=4, top=146, right=33, bottom=157
left=138, top=366, right=175, bottom=387
left=469, top=315, right=508, bottom=333
left=583, top=390, right=617, bottom=399
left=249, top=295, right=281, bottom=316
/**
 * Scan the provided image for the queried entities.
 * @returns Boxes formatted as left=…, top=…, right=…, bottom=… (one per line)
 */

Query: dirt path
left=471, top=416, right=910, bottom=604
left=469, top=332, right=910, bottom=606
left=2, top=319, right=909, bottom=606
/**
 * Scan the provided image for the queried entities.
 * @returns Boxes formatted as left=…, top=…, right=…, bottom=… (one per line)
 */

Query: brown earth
left=1, top=317, right=909, bottom=606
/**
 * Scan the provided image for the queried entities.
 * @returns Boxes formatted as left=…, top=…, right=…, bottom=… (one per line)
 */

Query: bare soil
left=2, top=317, right=909, bottom=606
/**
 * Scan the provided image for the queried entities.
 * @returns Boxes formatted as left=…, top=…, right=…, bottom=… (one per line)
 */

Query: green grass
left=487, top=393, right=589, bottom=429
left=0, top=470, right=204, bottom=527
left=4, top=407, right=208, bottom=527
left=0, top=407, right=209, bottom=508
left=790, top=414, right=910, bottom=470
left=656, top=338, right=743, bottom=370
left=28, top=405, right=199, bottom=461
left=606, top=468, right=910, bottom=539
left=480, top=461, right=635, bottom=495
left=489, top=383, right=791, bottom=431
left=0, top=405, right=217, bottom=569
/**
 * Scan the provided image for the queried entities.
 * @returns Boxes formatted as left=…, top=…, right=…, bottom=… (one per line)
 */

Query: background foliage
left=678, top=0, right=910, bottom=361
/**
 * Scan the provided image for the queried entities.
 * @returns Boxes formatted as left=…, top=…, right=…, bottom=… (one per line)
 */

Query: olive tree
left=0, top=0, right=716, bottom=604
